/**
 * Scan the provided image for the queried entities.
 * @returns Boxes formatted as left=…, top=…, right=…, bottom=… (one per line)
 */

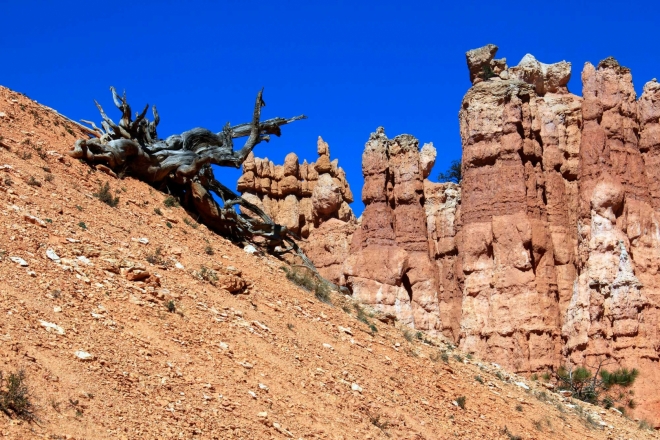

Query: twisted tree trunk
left=70, top=87, right=340, bottom=291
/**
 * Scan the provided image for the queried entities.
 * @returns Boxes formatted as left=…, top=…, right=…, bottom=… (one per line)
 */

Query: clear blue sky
left=3, top=1, right=659, bottom=215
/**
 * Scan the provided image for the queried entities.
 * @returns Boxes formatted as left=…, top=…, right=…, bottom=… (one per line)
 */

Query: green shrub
left=154, top=207, right=162, bottom=216
left=95, top=182, right=119, bottom=207
left=163, top=196, right=179, bottom=207
left=556, top=363, right=639, bottom=409
left=205, top=245, right=214, bottom=256
left=166, top=300, right=176, bottom=313
left=455, top=396, right=466, bottom=409
left=0, top=369, right=35, bottom=421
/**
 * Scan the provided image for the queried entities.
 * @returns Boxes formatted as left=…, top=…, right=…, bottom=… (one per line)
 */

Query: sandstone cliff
left=330, top=46, right=660, bottom=422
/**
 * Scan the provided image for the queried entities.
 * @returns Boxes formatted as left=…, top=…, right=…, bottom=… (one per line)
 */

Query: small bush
left=639, top=419, right=654, bottom=431
left=154, top=207, right=162, bottom=216
left=515, top=404, right=523, bottom=412
left=27, top=176, right=41, bottom=187
left=166, top=222, right=172, bottom=229
left=314, top=282, right=331, bottom=304
left=287, top=323, right=294, bottom=331
left=455, top=396, right=466, bottom=409
left=368, top=323, right=378, bottom=333
left=197, top=266, right=218, bottom=285
left=284, top=267, right=317, bottom=291
left=146, top=247, right=166, bottom=266
left=542, top=372, right=551, bottom=381
left=183, top=218, right=199, bottom=229
left=556, top=363, right=639, bottom=409
left=0, top=369, right=36, bottom=421
left=501, top=427, right=522, bottom=440
left=531, top=373, right=538, bottom=381
left=474, top=375, right=484, bottom=384
left=368, top=412, right=390, bottom=433
left=44, top=173, right=54, bottom=183
left=403, top=329, right=414, bottom=342
left=205, top=245, right=214, bottom=256
left=75, top=205, right=83, bottom=211
left=78, top=221, right=87, bottom=230
left=166, top=300, right=176, bottom=313
left=20, top=152, right=32, bottom=160
left=95, top=182, right=119, bottom=208
left=354, top=304, right=369, bottom=324
left=163, top=196, right=179, bottom=208
left=453, top=354, right=463, bottom=363
left=441, top=352, right=449, bottom=363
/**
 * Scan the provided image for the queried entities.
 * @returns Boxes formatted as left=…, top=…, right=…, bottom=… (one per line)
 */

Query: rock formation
left=330, top=45, right=660, bottom=420
left=238, top=137, right=356, bottom=284
left=343, top=129, right=442, bottom=332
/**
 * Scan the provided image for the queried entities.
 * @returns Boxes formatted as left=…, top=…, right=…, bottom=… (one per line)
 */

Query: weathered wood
left=70, top=87, right=343, bottom=293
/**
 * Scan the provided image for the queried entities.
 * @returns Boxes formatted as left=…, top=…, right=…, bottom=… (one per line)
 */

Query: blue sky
left=3, top=1, right=660, bottom=215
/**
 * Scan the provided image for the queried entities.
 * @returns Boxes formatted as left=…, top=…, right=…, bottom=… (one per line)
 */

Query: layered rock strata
left=333, top=45, right=660, bottom=420
left=237, top=137, right=356, bottom=284
left=343, top=129, right=442, bottom=332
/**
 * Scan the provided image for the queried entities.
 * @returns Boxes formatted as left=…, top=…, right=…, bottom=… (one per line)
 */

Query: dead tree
left=70, top=87, right=338, bottom=291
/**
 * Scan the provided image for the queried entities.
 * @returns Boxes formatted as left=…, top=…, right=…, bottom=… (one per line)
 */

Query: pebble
left=75, top=350, right=94, bottom=361
left=258, top=383, right=269, bottom=391
left=351, top=383, right=362, bottom=393
left=338, top=326, right=353, bottom=335
left=323, top=343, right=334, bottom=350
left=40, top=320, right=65, bottom=335
left=243, top=245, right=257, bottom=254
left=514, top=381, right=529, bottom=390
left=137, top=238, right=149, bottom=244
left=9, top=256, right=28, bottom=266
left=248, top=391, right=257, bottom=399
left=175, top=262, right=184, bottom=270
left=46, top=248, right=60, bottom=261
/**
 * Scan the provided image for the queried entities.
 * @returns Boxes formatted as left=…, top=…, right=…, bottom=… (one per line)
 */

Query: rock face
left=238, top=137, right=356, bottom=284
left=343, top=128, right=442, bottom=332
left=334, top=46, right=660, bottom=421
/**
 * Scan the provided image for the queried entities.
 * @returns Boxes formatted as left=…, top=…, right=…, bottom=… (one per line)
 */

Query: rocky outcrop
left=343, top=128, right=442, bottom=333
left=334, top=45, right=660, bottom=421
left=238, top=137, right=356, bottom=284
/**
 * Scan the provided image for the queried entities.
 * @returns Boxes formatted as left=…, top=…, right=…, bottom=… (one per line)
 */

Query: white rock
left=257, top=411, right=268, bottom=418
left=53, top=306, right=62, bottom=313
left=351, top=383, right=362, bottom=392
left=40, top=320, right=65, bottom=335
left=258, top=383, right=269, bottom=391
left=9, top=256, right=28, bottom=266
left=244, top=244, right=257, bottom=254
left=74, top=350, right=94, bottom=361
left=77, top=256, right=92, bottom=265
left=137, top=237, right=149, bottom=244
left=66, top=238, right=80, bottom=243
left=0, top=112, right=6, bottom=119
left=514, top=381, right=529, bottom=390
left=174, top=262, right=184, bottom=270
left=91, top=313, right=104, bottom=319
left=323, top=343, right=334, bottom=350
left=338, top=326, right=353, bottom=335
left=218, top=342, right=229, bottom=350
left=23, top=214, right=47, bottom=227
left=248, top=391, right=257, bottom=399
left=46, top=249, right=60, bottom=261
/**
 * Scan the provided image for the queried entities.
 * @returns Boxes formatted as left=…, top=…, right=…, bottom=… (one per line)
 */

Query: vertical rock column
left=344, top=128, right=442, bottom=332
left=457, top=45, right=568, bottom=372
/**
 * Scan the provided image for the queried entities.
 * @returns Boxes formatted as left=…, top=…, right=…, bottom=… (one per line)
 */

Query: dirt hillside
left=0, top=85, right=656, bottom=439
